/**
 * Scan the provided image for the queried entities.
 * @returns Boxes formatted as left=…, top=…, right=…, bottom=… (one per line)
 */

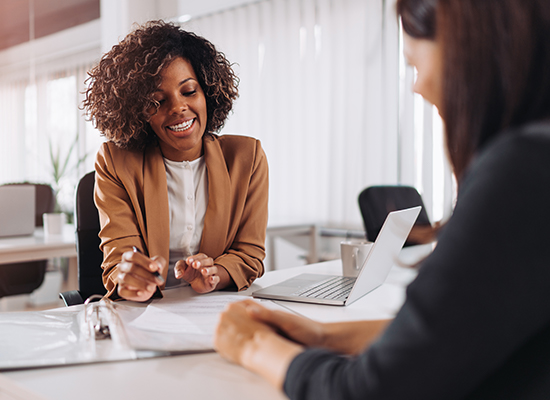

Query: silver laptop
left=253, top=206, right=421, bottom=306
left=0, top=185, right=36, bottom=238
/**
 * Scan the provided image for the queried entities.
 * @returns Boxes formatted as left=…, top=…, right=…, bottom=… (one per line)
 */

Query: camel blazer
left=94, top=134, right=268, bottom=298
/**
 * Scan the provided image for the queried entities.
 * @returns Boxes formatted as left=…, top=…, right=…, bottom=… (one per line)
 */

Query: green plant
left=48, top=136, right=90, bottom=218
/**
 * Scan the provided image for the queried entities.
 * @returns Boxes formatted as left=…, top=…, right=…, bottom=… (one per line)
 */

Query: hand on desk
left=245, top=301, right=390, bottom=354
left=214, top=300, right=303, bottom=389
left=117, top=250, right=167, bottom=302
left=175, top=253, right=232, bottom=293
left=214, top=300, right=391, bottom=389
left=243, top=299, right=326, bottom=347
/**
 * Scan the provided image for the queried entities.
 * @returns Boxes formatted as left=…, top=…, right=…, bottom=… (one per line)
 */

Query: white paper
left=127, top=294, right=241, bottom=334
left=114, top=292, right=249, bottom=352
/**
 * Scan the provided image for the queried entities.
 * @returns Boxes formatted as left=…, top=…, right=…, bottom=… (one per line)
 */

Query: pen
left=132, top=246, right=165, bottom=284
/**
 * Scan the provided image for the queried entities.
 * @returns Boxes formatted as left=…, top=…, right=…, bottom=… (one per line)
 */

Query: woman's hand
left=245, top=300, right=326, bottom=347
left=214, top=300, right=303, bottom=389
left=117, top=250, right=166, bottom=302
left=175, top=253, right=231, bottom=293
left=247, top=299, right=390, bottom=355
left=215, top=300, right=276, bottom=364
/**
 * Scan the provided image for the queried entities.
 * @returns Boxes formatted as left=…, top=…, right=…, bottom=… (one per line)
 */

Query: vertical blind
left=184, top=0, right=454, bottom=226
left=185, top=0, right=395, bottom=226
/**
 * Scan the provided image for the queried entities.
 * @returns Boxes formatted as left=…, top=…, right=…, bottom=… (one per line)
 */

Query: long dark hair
left=398, top=0, right=550, bottom=180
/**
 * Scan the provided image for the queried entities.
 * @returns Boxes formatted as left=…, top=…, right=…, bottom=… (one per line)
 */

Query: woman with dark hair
left=214, top=0, right=550, bottom=398
left=83, top=21, right=268, bottom=302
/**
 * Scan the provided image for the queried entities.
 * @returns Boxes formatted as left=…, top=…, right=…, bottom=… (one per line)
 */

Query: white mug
left=340, top=240, right=374, bottom=277
left=43, top=213, right=65, bottom=236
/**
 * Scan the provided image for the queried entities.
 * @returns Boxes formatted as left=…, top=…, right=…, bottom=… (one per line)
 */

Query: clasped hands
left=213, top=300, right=319, bottom=388
left=117, top=250, right=222, bottom=302
left=214, top=300, right=390, bottom=388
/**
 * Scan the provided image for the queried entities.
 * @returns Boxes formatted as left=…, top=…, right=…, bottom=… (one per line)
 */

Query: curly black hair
left=82, top=20, right=239, bottom=150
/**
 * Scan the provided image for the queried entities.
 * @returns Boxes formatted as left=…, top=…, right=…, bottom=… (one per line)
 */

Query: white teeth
left=168, top=119, right=194, bottom=132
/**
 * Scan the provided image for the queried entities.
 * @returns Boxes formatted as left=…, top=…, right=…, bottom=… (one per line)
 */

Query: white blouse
left=163, top=156, right=208, bottom=287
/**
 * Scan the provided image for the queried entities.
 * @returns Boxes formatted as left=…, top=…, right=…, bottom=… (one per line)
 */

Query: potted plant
left=48, top=136, right=89, bottom=225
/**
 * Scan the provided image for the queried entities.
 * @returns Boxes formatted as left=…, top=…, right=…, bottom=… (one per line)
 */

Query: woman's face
left=148, top=57, right=208, bottom=162
left=403, top=33, right=442, bottom=110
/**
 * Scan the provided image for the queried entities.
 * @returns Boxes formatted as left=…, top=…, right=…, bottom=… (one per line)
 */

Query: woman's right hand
left=246, top=300, right=390, bottom=355
left=116, top=250, right=166, bottom=302
left=244, top=300, right=327, bottom=347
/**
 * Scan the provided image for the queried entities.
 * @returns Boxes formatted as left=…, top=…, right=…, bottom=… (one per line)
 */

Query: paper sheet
left=0, top=290, right=291, bottom=370
left=129, top=294, right=241, bottom=334
left=114, top=293, right=248, bottom=352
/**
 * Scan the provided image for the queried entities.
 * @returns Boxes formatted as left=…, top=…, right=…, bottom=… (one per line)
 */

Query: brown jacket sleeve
left=201, top=136, right=269, bottom=290
left=94, top=143, right=157, bottom=298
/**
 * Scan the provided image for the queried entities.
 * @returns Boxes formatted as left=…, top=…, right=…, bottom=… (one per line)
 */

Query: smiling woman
left=82, top=20, right=268, bottom=302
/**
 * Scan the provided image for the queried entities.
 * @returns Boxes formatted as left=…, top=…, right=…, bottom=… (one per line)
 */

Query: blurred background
left=0, top=0, right=455, bottom=272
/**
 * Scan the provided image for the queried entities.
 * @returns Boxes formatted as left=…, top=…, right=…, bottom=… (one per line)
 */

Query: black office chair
left=59, top=171, right=106, bottom=306
left=358, top=185, right=433, bottom=247
left=0, top=183, right=55, bottom=298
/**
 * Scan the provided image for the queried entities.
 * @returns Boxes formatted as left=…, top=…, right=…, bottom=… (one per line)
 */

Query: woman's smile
left=167, top=118, right=195, bottom=133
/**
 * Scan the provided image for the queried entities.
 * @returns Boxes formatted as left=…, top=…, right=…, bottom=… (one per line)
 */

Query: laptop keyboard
left=292, top=276, right=356, bottom=300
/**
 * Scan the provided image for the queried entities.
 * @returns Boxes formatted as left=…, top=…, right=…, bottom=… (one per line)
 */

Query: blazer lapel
left=143, top=146, right=170, bottom=275
left=200, top=136, right=231, bottom=257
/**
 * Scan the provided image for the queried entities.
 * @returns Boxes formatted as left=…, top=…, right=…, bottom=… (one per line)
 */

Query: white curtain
left=0, top=63, right=101, bottom=214
left=184, top=0, right=409, bottom=227
left=0, top=79, right=27, bottom=184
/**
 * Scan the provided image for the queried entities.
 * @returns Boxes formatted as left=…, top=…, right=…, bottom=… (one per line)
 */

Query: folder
left=0, top=290, right=244, bottom=371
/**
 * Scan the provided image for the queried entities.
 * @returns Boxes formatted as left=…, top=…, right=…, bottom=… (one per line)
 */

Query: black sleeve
left=284, top=127, right=550, bottom=400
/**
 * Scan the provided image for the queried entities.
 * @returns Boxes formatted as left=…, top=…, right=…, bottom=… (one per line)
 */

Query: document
left=0, top=287, right=283, bottom=371
left=115, top=292, right=246, bottom=352
left=0, top=307, right=137, bottom=371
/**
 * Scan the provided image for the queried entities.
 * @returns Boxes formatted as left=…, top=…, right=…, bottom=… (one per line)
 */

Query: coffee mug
left=43, top=213, right=65, bottom=236
left=340, top=240, right=374, bottom=277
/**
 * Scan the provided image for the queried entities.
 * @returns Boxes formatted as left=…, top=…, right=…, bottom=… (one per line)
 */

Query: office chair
left=59, top=171, right=106, bottom=306
left=0, top=183, right=55, bottom=298
left=358, top=185, right=433, bottom=247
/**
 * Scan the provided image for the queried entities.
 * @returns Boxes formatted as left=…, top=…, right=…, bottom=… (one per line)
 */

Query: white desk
left=0, top=246, right=430, bottom=400
left=266, top=221, right=320, bottom=269
left=0, top=224, right=76, bottom=265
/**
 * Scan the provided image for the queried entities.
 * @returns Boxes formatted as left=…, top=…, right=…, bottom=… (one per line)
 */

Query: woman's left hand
left=175, top=253, right=225, bottom=293
left=215, top=300, right=304, bottom=389
left=215, top=300, right=274, bottom=364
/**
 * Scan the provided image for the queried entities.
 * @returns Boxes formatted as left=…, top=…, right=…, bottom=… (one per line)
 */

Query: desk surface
left=0, top=225, right=76, bottom=265
left=0, top=246, right=430, bottom=400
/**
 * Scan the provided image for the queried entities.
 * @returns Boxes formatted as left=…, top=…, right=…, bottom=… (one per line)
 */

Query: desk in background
left=266, top=220, right=366, bottom=271
left=0, top=224, right=76, bottom=265
left=0, top=245, right=430, bottom=400
left=0, top=225, right=77, bottom=310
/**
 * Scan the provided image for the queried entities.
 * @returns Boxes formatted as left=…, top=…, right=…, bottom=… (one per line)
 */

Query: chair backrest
left=34, top=184, right=56, bottom=226
left=75, top=171, right=106, bottom=299
left=358, top=185, right=431, bottom=246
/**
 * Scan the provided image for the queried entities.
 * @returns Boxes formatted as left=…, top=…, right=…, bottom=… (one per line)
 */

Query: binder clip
left=77, top=295, right=136, bottom=361
left=83, top=294, right=112, bottom=340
